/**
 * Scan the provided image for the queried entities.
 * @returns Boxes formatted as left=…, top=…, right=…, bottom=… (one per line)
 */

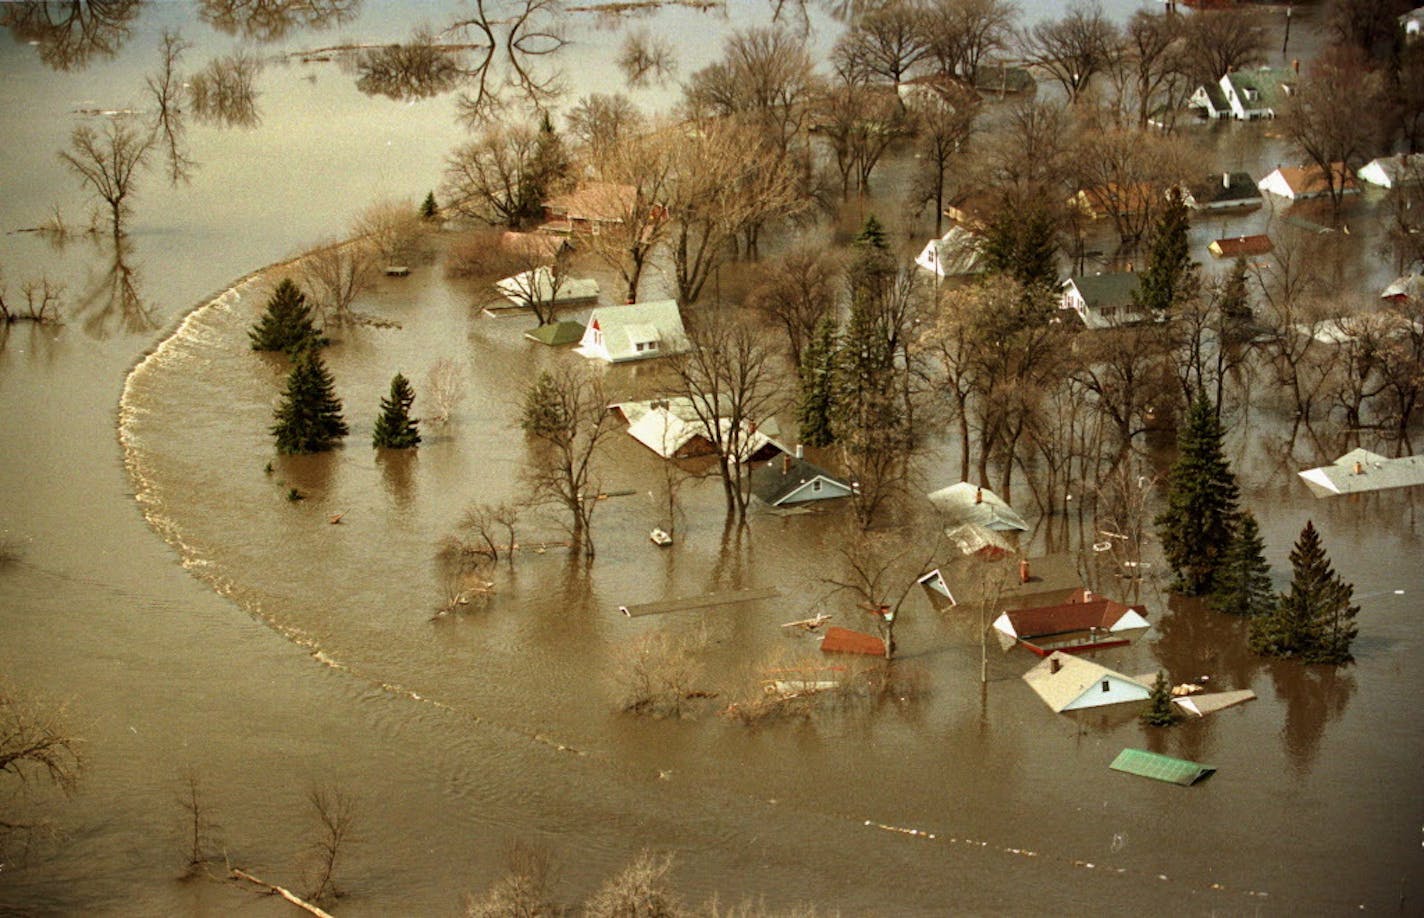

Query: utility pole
left=1282, top=6, right=1293, bottom=56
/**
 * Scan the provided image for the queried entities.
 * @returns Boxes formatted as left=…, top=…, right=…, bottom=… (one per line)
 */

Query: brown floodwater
left=2, top=2, right=1421, bottom=915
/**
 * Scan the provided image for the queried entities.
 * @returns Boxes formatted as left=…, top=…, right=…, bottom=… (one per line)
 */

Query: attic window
left=1243, top=87, right=1259, bottom=102
left=813, top=479, right=822, bottom=492
left=1101, top=679, right=1111, bottom=693
left=635, top=340, right=659, bottom=353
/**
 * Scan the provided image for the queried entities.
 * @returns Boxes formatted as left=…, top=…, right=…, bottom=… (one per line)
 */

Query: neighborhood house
left=576, top=300, right=687, bottom=363
left=750, top=454, right=853, bottom=507
left=1022, top=652, right=1152, bottom=713
left=1190, top=67, right=1296, bottom=121
left=1059, top=272, right=1145, bottom=329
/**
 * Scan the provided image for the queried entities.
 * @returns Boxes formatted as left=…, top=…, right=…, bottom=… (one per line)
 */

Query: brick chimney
left=975, top=487, right=983, bottom=504
left=1050, top=655, right=1062, bottom=674
left=1019, top=558, right=1030, bottom=583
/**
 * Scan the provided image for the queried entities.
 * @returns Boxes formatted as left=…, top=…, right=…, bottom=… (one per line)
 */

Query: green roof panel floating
left=1110, top=748, right=1216, bottom=786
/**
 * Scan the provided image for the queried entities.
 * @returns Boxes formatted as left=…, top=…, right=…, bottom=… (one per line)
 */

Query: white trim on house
left=575, top=300, right=687, bottom=363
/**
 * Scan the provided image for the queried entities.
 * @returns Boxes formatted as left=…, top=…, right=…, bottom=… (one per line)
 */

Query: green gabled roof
left=1225, top=67, right=1295, bottom=110
left=1066, top=272, right=1141, bottom=309
left=1110, top=748, right=1216, bottom=786
left=524, top=320, right=585, bottom=346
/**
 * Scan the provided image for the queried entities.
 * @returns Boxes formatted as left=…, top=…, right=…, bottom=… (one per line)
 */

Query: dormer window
left=1243, top=87, right=1259, bottom=102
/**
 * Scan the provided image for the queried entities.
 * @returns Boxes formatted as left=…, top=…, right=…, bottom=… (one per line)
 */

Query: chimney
left=975, top=487, right=984, bottom=504
left=782, top=452, right=792, bottom=474
left=1050, top=656, right=1062, bottom=674
left=1223, top=171, right=1231, bottom=189
left=1353, top=461, right=1364, bottom=475
left=1019, top=558, right=1030, bottom=583
left=795, top=443, right=804, bottom=459
left=1083, top=588, right=1093, bottom=603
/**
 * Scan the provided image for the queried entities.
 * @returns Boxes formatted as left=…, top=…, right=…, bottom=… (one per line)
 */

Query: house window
left=812, top=479, right=822, bottom=492
left=1101, top=680, right=1111, bottom=693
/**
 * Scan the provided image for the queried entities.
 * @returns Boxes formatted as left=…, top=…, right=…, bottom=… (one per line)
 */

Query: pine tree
left=519, top=112, right=571, bottom=224
left=1210, top=510, right=1273, bottom=617
left=420, top=191, right=438, bottom=220
left=271, top=351, right=348, bottom=454
left=1219, top=255, right=1251, bottom=323
left=1140, top=671, right=1182, bottom=726
left=521, top=370, right=567, bottom=439
left=371, top=373, right=420, bottom=449
left=1134, top=186, right=1198, bottom=320
left=1251, top=520, right=1359, bottom=664
left=983, top=201, right=1059, bottom=295
left=1154, top=395, right=1241, bottom=595
left=797, top=314, right=839, bottom=448
left=249, top=278, right=326, bottom=355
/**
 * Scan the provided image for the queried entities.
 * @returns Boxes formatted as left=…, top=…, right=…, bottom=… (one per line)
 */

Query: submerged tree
left=371, top=373, right=420, bottom=449
left=1250, top=520, right=1359, bottom=665
left=272, top=351, right=348, bottom=455
left=797, top=314, right=839, bottom=448
left=1134, top=185, right=1198, bottom=320
left=58, top=120, right=153, bottom=238
left=1210, top=510, right=1273, bottom=619
left=249, top=278, right=326, bottom=355
left=1154, top=396, right=1240, bottom=596
left=0, top=680, right=84, bottom=856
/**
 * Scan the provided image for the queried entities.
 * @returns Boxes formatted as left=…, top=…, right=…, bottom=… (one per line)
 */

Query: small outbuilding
left=1258, top=164, right=1361, bottom=201
left=493, top=267, right=600, bottom=313
left=524, top=320, right=586, bottom=347
left=1022, top=652, right=1152, bottom=713
left=1299, top=447, right=1424, bottom=497
left=1208, top=234, right=1273, bottom=259
left=1381, top=274, right=1424, bottom=303
left=751, top=454, right=852, bottom=507
left=576, top=300, right=687, bottom=364
left=1358, top=153, right=1424, bottom=188
left=1110, top=748, right=1215, bottom=786
left=914, top=226, right=988, bottom=278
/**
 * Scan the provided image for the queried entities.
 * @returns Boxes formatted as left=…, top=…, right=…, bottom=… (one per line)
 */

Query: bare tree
left=304, top=784, right=358, bottom=906
left=189, top=51, right=262, bottom=128
left=199, top=0, right=359, bottom=43
left=0, top=0, right=142, bottom=71
left=354, top=197, right=427, bottom=266
left=520, top=364, right=619, bottom=559
left=1280, top=47, right=1387, bottom=222
left=0, top=681, right=83, bottom=853
left=176, top=767, right=220, bottom=875
left=465, top=840, right=557, bottom=917
left=146, top=29, right=196, bottom=185
left=448, top=0, right=568, bottom=126
left=583, top=130, right=675, bottom=303
left=454, top=502, right=520, bottom=563
left=355, top=29, right=464, bottom=100
left=1109, top=10, right=1190, bottom=130
left=919, top=0, right=1018, bottom=84
left=423, top=357, right=468, bottom=427
left=58, top=121, right=153, bottom=239
left=584, top=851, right=684, bottom=918
left=565, top=93, right=644, bottom=162
left=75, top=238, right=154, bottom=335
left=1374, top=302, right=1424, bottom=452
left=671, top=308, right=787, bottom=523
left=1018, top=0, right=1118, bottom=105
left=835, top=1, right=933, bottom=88
left=0, top=270, right=65, bottom=327
left=1070, top=121, right=1189, bottom=247
left=1181, top=8, right=1266, bottom=84
left=745, top=246, right=842, bottom=370
left=615, top=629, right=707, bottom=718
left=824, top=525, right=939, bottom=660
left=812, top=75, right=913, bottom=198
left=906, top=78, right=980, bottom=234
left=300, top=240, right=378, bottom=326
left=1071, top=324, right=1176, bottom=459
left=618, top=29, right=675, bottom=88
left=442, top=121, right=546, bottom=228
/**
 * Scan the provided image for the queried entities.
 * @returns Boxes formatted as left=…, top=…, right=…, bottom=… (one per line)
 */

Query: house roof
left=1173, top=689, right=1256, bottom=717
left=1298, top=447, right=1424, bottom=497
left=499, top=230, right=568, bottom=262
left=932, top=551, right=1081, bottom=609
left=524, top=320, right=585, bottom=346
left=1224, top=67, right=1295, bottom=110
left=927, top=481, right=1028, bottom=531
left=1188, top=172, right=1262, bottom=207
left=750, top=456, right=850, bottom=506
left=994, top=597, right=1149, bottom=640
left=943, top=191, right=997, bottom=229
left=916, top=226, right=988, bottom=277
left=1194, top=80, right=1228, bottom=113
left=1109, top=748, right=1216, bottom=785
left=1261, top=164, right=1361, bottom=197
left=1022, top=652, right=1150, bottom=713
left=1064, top=272, right=1142, bottom=310
left=577, top=300, right=687, bottom=362
left=615, top=397, right=784, bottom=462
left=494, top=267, right=600, bottom=309
left=544, top=182, right=635, bottom=223
left=1209, top=234, right=1273, bottom=258
left=1075, top=183, right=1158, bottom=219
left=820, top=626, right=885, bottom=656
left=1382, top=274, right=1424, bottom=301
left=1359, top=153, right=1424, bottom=187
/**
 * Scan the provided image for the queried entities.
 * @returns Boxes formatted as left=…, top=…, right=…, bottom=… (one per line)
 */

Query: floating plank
left=1109, top=748, right=1215, bottom=786
left=1172, top=689, right=1257, bottom=717
left=619, top=586, right=779, bottom=618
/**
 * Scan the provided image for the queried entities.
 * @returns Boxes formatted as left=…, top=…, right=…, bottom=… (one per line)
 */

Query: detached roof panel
left=1110, top=748, right=1216, bottom=786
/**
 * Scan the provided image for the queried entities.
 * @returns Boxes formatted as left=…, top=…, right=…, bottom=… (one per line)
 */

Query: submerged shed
left=492, top=266, right=600, bottom=312
left=1022, top=651, right=1151, bottom=713
left=1298, top=448, right=1424, bottom=497
left=524, top=320, right=586, bottom=346
left=1109, top=748, right=1216, bottom=786
left=927, top=482, right=1029, bottom=532
left=820, top=626, right=886, bottom=657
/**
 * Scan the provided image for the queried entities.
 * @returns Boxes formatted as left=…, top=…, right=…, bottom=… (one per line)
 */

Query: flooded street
left=2, top=2, right=1422, bottom=914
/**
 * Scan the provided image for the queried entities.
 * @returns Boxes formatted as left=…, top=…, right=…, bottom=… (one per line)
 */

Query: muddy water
left=2, top=2, right=1422, bottom=915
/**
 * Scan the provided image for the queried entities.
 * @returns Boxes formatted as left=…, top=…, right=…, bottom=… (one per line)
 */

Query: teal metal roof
left=1110, top=748, right=1216, bottom=786
left=524, top=320, right=585, bottom=346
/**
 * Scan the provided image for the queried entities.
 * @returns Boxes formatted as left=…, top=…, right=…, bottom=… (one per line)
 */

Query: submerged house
left=1190, top=67, right=1296, bottom=121
left=492, top=267, right=600, bottom=313
left=993, top=592, right=1150, bottom=652
left=576, top=300, right=687, bottom=364
left=612, top=397, right=785, bottom=463
left=1298, top=448, right=1424, bottom=497
left=1358, top=153, right=1424, bottom=189
left=541, top=182, right=636, bottom=235
left=927, top=482, right=1028, bottom=532
left=1381, top=274, right=1424, bottom=304
left=1022, top=652, right=1152, bottom=713
left=1208, top=234, right=1273, bottom=259
left=1186, top=172, right=1262, bottom=211
left=914, top=226, right=988, bottom=278
left=1258, top=164, right=1361, bottom=201
left=751, top=454, right=853, bottom=507
left=1060, top=272, right=1146, bottom=329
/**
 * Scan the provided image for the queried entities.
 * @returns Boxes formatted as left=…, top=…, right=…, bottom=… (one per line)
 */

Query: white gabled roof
left=1022, top=652, right=1151, bottom=713
left=615, top=397, right=783, bottom=462
left=927, top=482, right=1029, bottom=531
left=1299, top=447, right=1424, bottom=497
left=1359, top=153, right=1424, bottom=188
left=914, top=226, right=988, bottom=278
left=494, top=267, right=600, bottom=309
left=577, top=300, right=687, bottom=362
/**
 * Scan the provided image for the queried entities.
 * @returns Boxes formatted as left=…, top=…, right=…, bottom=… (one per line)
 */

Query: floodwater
left=1, top=2, right=1421, bottom=915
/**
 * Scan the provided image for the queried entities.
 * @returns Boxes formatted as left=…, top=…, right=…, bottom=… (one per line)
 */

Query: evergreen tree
left=420, top=191, right=438, bottom=220
left=797, top=314, right=839, bottom=448
left=1140, top=671, right=1182, bottom=727
left=1219, top=255, right=1252, bottom=323
left=271, top=351, right=348, bottom=454
left=521, top=370, right=568, bottom=439
left=1250, top=520, right=1359, bottom=664
left=1134, top=186, right=1198, bottom=320
left=1154, top=396, right=1241, bottom=595
left=1210, top=510, right=1273, bottom=617
left=854, top=213, right=889, bottom=252
left=519, top=112, right=572, bottom=224
left=249, top=278, right=326, bottom=355
left=982, top=201, right=1059, bottom=295
left=371, top=372, right=420, bottom=449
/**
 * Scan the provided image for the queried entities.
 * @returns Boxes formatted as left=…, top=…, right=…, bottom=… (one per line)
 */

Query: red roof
left=1002, top=597, right=1146, bottom=639
left=820, top=626, right=886, bottom=656
left=1209, top=234, right=1273, bottom=258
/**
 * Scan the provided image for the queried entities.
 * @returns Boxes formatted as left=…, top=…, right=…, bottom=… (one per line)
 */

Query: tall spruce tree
left=1210, top=510, right=1273, bottom=617
left=1134, top=186, right=1198, bottom=320
left=1250, top=520, right=1359, bottom=664
left=798, top=314, right=839, bottom=448
left=249, top=278, right=326, bottom=355
left=420, top=191, right=438, bottom=220
left=372, top=373, right=420, bottom=449
left=983, top=201, right=1059, bottom=295
left=271, top=350, right=348, bottom=454
left=1140, top=671, right=1182, bottom=726
left=521, top=370, right=568, bottom=439
left=1154, top=395, right=1240, bottom=595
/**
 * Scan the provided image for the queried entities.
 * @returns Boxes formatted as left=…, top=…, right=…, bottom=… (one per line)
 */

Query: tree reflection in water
left=75, top=237, right=155, bottom=337
left=189, top=51, right=263, bottom=128
left=198, top=0, right=358, bottom=43
left=355, top=31, right=467, bottom=101
left=1, top=0, right=144, bottom=71
left=1271, top=662, right=1356, bottom=774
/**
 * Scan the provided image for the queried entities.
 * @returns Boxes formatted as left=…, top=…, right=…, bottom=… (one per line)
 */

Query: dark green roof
left=524, top=320, right=585, bottom=346
left=1067, top=272, right=1141, bottom=309
left=1110, top=748, right=1216, bottom=786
